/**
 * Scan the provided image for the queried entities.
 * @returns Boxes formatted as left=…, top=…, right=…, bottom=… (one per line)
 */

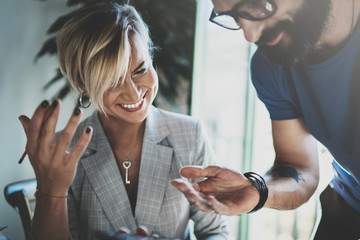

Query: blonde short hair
left=57, top=2, right=153, bottom=112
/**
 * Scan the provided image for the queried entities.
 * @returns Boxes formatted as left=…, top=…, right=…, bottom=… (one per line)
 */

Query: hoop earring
left=79, top=94, right=91, bottom=108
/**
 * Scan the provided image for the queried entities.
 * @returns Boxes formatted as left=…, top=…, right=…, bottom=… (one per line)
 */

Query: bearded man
left=172, top=0, right=360, bottom=238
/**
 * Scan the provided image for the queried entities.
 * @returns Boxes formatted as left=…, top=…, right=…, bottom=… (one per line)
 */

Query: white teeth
left=121, top=98, right=144, bottom=109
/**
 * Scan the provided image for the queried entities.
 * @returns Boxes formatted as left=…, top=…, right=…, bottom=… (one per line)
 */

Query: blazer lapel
left=80, top=112, right=137, bottom=231
left=135, top=107, right=173, bottom=233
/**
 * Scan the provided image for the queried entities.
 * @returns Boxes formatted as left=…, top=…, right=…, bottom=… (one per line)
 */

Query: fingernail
left=51, top=100, right=58, bottom=109
left=86, top=127, right=92, bottom=134
left=41, top=100, right=49, bottom=108
left=73, top=107, right=81, bottom=116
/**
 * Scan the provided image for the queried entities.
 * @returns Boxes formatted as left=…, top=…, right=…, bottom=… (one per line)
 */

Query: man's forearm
left=263, top=165, right=319, bottom=210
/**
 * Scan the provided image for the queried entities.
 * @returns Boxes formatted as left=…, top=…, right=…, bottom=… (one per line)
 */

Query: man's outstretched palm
left=171, top=166, right=260, bottom=215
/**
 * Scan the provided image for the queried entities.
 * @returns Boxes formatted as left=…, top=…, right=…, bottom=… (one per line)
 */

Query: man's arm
left=171, top=118, right=319, bottom=215
left=264, top=118, right=319, bottom=210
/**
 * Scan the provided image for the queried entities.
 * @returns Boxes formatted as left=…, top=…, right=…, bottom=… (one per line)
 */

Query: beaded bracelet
left=244, top=172, right=268, bottom=213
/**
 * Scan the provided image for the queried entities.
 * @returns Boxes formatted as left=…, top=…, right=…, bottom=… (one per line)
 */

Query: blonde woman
left=19, top=2, right=227, bottom=240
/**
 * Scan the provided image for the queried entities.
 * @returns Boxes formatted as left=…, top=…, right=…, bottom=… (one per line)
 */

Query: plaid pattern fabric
left=67, top=106, right=228, bottom=240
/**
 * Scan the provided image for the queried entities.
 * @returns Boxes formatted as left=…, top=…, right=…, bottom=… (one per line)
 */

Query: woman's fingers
left=117, top=227, right=131, bottom=234
left=18, top=115, right=31, bottom=136
left=135, top=225, right=150, bottom=236
left=38, top=100, right=61, bottom=155
left=117, top=225, right=153, bottom=238
left=66, top=126, right=92, bottom=166
left=52, top=107, right=83, bottom=160
left=26, top=100, right=51, bottom=156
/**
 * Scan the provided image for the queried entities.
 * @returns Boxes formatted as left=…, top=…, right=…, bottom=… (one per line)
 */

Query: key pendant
left=123, top=159, right=132, bottom=184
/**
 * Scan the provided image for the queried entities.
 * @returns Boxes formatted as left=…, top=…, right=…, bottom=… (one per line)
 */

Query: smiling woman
left=18, top=2, right=228, bottom=240
left=36, top=0, right=197, bottom=115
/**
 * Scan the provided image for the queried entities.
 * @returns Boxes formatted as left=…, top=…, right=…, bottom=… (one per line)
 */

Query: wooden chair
left=4, top=179, right=36, bottom=240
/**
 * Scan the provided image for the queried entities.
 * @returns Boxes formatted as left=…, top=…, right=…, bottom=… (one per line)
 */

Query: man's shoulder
left=250, top=49, right=285, bottom=86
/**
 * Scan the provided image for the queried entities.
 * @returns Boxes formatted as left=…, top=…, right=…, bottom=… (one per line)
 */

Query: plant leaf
left=34, top=36, right=57, bottom=62
left=43, top=69, right=64, bottom=90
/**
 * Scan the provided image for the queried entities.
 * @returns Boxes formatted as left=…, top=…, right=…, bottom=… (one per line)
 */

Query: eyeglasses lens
left=212, top=14, right=240, bottom=30
left=242, top=0, right=274, bottom=19
left=210, top=1, right=275, bottom=30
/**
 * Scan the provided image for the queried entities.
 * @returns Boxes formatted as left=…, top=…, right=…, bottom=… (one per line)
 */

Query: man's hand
left=171, top=166, right=260, bottom=215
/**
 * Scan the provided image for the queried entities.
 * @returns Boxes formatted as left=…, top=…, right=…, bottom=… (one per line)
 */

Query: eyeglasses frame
left=209, top=0, right=277, bottom=30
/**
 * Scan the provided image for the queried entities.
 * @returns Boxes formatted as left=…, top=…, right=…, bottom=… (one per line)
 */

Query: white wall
left=0, top=1, right=91, bottom=239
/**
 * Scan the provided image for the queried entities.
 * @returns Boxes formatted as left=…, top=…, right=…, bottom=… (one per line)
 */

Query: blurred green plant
left=35, top=0, right=196, bottom=114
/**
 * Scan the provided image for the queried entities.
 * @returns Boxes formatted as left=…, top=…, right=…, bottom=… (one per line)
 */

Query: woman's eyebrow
left=133, top=61, right=145, bottom=72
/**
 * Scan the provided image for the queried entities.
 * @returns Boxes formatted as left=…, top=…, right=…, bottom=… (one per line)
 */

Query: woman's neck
left=99, top=113, right=145, bottom=151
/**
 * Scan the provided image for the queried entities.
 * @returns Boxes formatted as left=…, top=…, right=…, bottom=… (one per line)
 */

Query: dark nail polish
left=41, top=100, right=49, bottom=108
left=51, top=100, right=58, bottom=109
left=73, top=107, right=81, bottom=116
left=86, top=127, right=92, bottom=134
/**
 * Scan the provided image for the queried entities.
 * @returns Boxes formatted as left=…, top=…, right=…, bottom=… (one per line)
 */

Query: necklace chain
left=118, top=147, right=135, bottom=185
left=116, top=132, right=143, bottom=185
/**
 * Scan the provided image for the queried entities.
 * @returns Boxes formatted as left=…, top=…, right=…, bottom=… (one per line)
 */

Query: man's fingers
left=66, top=126, right=92, bottom=165
left=180, top=165, right=222, bottom=179
left=171, top=179, right=193, bottom=192
left=204, top=195, right=230, bottom=215
left=180, top=166, right=205, bottom=179
left=188, top=191, right=214, bottom=212
left=171, top=179, right=196, bottom=202
left=171, top=179, right=213, bottom=212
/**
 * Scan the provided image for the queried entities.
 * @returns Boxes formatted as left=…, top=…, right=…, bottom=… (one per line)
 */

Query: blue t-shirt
left=250, top=20, right=360, bottom=212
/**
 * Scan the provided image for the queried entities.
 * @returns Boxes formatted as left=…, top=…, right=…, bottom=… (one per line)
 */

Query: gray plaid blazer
left=67, top=106, right=228, bottom=240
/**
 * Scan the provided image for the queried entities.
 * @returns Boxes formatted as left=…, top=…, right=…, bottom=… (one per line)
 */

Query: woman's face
left=102, top=34, right=158, bottom=124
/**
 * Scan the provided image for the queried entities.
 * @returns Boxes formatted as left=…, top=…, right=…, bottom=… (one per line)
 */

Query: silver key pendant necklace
left=118, top=142, right=138, bottom=185
left=121, top=157, right=132, bottom=184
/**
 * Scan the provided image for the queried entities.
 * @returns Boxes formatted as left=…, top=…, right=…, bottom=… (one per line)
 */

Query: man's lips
left=265, top=30, right=284, bottom=46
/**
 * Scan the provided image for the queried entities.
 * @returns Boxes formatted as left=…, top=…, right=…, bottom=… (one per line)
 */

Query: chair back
left=4, top=179, right=36, bottom=240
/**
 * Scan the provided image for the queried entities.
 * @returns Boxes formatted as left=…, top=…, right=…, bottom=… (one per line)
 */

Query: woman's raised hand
left=18, top=99, right=92, bottom=197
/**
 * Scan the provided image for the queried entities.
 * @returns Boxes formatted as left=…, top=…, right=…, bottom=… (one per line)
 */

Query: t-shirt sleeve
left=250, top=49, right=301, bottom=120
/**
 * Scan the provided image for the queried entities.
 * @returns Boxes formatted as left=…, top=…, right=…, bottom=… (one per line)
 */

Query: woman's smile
left=118, top=95, right=145, bottom=112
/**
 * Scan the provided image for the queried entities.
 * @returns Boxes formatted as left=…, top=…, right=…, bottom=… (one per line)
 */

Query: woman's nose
left=122, top=77, right=141, bottom=101
left=237, top=17, right=266, bottom=43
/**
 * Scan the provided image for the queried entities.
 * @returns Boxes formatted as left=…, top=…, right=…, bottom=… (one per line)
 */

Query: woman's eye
left=135, top=68, right=148, bottom=76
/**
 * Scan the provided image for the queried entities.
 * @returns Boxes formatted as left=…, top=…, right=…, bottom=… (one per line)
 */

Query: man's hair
left=57, top=2, right=153, bottom=112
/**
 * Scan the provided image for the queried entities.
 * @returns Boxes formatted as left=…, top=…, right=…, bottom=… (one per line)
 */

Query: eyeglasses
left=209, top=0, right=277, bottom=30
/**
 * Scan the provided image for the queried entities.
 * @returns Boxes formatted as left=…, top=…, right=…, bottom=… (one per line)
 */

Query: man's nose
left=237, top=17, right=265, bottom=43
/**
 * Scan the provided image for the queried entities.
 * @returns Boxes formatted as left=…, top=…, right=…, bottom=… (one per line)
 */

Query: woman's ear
left=78, top=84, right=88, bottom=95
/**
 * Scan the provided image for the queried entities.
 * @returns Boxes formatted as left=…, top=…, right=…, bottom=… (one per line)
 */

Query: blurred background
left=0, top=0, right=333, bottom=239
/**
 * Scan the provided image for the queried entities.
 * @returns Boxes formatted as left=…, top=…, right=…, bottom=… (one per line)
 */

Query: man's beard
left=256, top=0, right=332, bottom=66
